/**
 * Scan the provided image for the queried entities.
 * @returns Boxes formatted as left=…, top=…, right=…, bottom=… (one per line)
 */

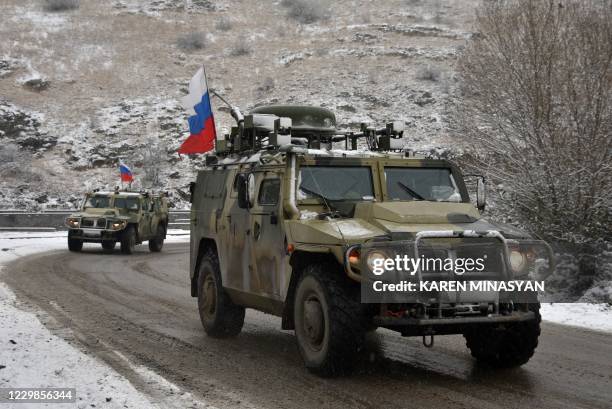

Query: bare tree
left=452, top=0, right=611, bottom=260
left=140, top=138, right=167, bottom=189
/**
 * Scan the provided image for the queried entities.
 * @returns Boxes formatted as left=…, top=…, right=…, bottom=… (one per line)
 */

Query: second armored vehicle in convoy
left=66, top=190, right=169, bottom=254
left=188, top=105, right=553, bottom=376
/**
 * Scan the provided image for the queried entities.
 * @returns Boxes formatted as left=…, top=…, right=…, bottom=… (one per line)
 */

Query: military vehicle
left=188, top=105, right=554, bottom=376
left=66, top=190, right=169, bottom=254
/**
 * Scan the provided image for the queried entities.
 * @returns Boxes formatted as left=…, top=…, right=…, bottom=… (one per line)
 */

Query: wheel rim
left=202, top=274, right=217, bottom=319
left=302, top=293, right=325, bottom=351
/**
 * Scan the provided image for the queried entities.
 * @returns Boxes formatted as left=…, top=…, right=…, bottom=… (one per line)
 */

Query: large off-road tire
left=67, top=232, right=83, bottom=252
left=293, top=262, right=366, bottom=377
left=197, top=250, right=245, bottom=338
left=148, top=225, right=165, bottom=253
left=101, top=241, right=116, bottom=252
left=120, top=226, right=136, bottom=255
left=464, top=303, right=541, bottom=368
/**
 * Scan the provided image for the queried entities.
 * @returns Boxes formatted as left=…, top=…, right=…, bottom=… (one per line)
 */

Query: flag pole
left=202, top=64, right=217, bottom=152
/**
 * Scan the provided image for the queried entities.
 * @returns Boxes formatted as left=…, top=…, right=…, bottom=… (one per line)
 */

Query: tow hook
left=423, top=334, right=434, bottom=348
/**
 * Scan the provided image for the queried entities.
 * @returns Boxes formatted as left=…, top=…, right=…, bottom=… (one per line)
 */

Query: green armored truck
left=189, top=105, right=554, bottom=376
left=66, top=190, right=169, bottom=254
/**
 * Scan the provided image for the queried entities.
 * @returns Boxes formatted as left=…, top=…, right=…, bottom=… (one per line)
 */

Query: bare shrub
left=452, top=1, right=612, bottom=262
left=140, top=140, right=167, bottom=189
left=416, top=65, right=441, bottom=81
left=281, top=0, right=331, bottom=24
left=215, top=16, right=232, bottom=31
left=0, top=143, right=19, bottom=163
left=230, top=35, right=252, bottom=56
left=43, top=0, right=79, bottom=12
left=176, top=32, right=206, bottom=51
left=0, top=143, right=40, bottom=183
left=258, top=77, right=275, bottom=92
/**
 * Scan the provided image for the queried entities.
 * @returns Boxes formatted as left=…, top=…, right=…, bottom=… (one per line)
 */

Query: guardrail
left=0, top=211, right=191, bottom=231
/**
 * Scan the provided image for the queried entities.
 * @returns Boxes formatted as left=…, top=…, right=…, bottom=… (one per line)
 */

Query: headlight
left=66, top=218, right=80, bottom=228
left=507, top=241, right=554, bottom=278
left=110, top=220, right=127, bottom=230
left=347, top=248, right=360, bottom=265
left=509, top=250, right=527, bottom=274
left=366, top=251, right=388, bottom=275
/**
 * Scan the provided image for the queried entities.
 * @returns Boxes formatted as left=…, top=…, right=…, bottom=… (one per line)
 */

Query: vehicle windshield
left=114, top=197, right=140, bottom=211
left=385, top=167, right=462, bottom=202
left=299, top=166, right=374, bottom=201
left=83, top=195, right=111, bottom=209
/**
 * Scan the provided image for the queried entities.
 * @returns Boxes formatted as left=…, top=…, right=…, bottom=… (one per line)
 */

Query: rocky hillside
left=0, top=0, right=478, bottom=209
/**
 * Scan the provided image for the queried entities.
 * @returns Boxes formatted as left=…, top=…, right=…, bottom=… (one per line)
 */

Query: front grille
left=81, top=218, right=95, bottom=227
left=81, top=218, right=106, bottom=229
left=417, top=238, right=505, bottom=280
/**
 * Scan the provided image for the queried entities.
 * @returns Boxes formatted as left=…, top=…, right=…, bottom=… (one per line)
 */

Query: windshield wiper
left=397, top=182, right=425, bottom=201
left=299, top=185, right=342, bottom=218
left=300, top=186, right=335, bottom=207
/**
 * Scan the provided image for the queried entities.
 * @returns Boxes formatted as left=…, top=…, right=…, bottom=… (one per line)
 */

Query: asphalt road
left=3, top=243, right=611, bottom=409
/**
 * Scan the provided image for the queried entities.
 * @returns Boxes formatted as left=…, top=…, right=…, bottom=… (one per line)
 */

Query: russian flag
left=119, top=160, right=133, bottom=183
left=179, top=67, right=216, bottom=155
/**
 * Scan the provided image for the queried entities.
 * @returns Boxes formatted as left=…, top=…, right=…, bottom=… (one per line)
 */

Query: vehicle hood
left=288, top=201, right=531, bottom=245
left=69, top=208, right=127, bottom=219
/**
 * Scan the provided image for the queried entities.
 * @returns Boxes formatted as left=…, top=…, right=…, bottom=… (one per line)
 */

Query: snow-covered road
left=1, top=232, right=611, bottom=409
left=0, top=231, right=208, bottom=409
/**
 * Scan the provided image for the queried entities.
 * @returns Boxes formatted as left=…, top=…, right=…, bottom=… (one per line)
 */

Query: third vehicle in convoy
left=189, top=105, right=554, bottom=376
left=66, top=190, right=168, bottom=254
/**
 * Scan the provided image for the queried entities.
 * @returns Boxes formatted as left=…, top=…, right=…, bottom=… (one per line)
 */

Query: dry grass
left=176, top=32, right=206, bottom=51
left=281, top=0, right=331, bottom=24
left=43, top=0, right=79, bottom=12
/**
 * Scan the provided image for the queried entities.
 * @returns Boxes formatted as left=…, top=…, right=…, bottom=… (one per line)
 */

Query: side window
left=143, top=198, right=150, bottom=212
left=258, top=179, right=280, bottom=206
left=230, top=172, right=242, bottom=198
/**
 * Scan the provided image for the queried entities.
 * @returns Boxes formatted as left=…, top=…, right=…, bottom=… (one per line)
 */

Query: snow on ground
left=0, top=231, right=194, bottom=409
left=540, top=303, right=612, bottom=333
left=0, top=229, right=189, bottom=265
left=0, top=283, right=156, bottom=409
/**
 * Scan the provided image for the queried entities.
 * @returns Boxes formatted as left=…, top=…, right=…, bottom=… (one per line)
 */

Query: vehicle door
left=149, top=198, right=161, bottom=236
left=140, top=197, right=153, bottom=239
left=249, top=172, right=285, bottom=298
left=224, top=171, right=252, bottom=291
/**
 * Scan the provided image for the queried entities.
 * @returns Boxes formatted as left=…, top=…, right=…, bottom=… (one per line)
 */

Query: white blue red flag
left=179, top=67, right=217, bottom=154
left=119, top=160, right=133, bottom=182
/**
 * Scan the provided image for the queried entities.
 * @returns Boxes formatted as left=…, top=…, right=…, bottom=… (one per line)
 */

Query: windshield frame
left=379, top=161, right=469, bottom=203
left=113, top=196, right=141, bottom=212
left=297, top=158, right=381, bottom=204
left=82, top=194, right=112, bottom=210
left=295, top=157, right=470, bottom=205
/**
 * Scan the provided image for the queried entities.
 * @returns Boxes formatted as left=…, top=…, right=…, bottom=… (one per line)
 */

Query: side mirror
left=476, top=176, right=486, bottom=211
left=189, top=182, right=195, bottom=204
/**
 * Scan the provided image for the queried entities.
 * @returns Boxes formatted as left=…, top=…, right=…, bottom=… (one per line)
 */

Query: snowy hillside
left=0, top=0, right=477, bottom=210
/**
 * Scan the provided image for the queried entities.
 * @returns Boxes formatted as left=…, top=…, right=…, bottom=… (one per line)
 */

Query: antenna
left=209, top=89, right=244, bottom=125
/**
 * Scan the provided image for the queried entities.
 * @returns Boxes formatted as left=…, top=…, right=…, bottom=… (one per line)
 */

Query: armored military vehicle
left=66, top=190, right=169, bottom=254
left=189, top=105, right=553, bottom=376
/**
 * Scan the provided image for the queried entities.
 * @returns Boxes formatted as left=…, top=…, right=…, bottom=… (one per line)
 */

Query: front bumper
left=346, top=230, right=554, bottom=305
left=68, top=228, right=122, bottom=242
left=375, top=310, right=536, bottom=336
